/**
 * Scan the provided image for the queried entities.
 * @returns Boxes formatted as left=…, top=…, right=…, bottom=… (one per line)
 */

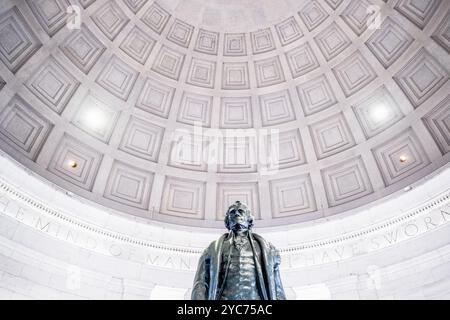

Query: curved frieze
left=0, top=154, right=449, bottom=271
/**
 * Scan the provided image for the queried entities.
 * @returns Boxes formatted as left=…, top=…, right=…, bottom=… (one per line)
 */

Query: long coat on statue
left=191, top=232, right=286, bottom=300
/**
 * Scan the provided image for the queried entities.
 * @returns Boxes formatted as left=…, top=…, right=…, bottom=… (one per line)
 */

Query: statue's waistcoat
left=218, top=235, right=262, bottom=300
left=191, top=231, right=285, bottom=300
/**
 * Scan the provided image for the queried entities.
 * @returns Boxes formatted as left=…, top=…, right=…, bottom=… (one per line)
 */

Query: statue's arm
left=191, top=249, right=210, bottom=300
left=273, top=248, right=286, bottom=300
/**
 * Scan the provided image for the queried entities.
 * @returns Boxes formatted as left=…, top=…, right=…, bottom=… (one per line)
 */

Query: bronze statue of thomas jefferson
left=191, top=201, right=286, bottom=300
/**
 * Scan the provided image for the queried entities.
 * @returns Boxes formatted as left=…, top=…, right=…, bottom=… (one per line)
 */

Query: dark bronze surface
left=191, top=201, right=286, bottom=300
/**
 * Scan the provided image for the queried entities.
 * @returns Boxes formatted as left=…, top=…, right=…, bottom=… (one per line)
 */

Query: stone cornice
left=1, top=171, right=449, bottom=256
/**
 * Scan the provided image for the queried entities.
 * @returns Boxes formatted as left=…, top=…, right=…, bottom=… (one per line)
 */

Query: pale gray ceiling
left=0, top=0, right=449, bottom=228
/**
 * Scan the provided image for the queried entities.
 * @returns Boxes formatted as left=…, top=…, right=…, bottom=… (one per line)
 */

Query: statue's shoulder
left=252, top=233, right=279, bottom=252
left=204, top=233, right=228, bottom=252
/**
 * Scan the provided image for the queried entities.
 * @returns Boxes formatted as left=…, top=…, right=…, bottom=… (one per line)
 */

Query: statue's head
left=224, top=201, right=254, bottom=231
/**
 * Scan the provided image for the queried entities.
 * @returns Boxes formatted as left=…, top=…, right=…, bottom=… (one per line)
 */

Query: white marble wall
left=1, top=228, right=450, bottom=299
left=0, top=154, right=449, bottom=299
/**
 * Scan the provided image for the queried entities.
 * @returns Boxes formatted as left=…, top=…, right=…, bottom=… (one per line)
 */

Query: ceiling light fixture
left=399, top=155, right=408, bottom=163
left=370, top=103, right=390, bottom=122
left=80, top=106, right=108, bottom=132
left=68, top=160, right=78, bottom=168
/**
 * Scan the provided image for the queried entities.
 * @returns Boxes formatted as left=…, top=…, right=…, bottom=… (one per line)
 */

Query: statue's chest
left=222, top=236, right=260, bottom=262
left=219, top=238, right=262, bottom=299
left=220, top=237, right=262, bottom=279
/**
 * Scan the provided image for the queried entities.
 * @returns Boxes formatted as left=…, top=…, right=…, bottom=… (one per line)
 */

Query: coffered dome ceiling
left=0, top=0, right=449, bottom=228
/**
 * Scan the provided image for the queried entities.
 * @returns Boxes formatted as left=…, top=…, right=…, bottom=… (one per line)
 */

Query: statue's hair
left=224, top=201, right=254, bottom=230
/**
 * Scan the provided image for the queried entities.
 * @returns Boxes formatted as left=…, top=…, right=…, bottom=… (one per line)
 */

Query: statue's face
left=227, top=205, right=251, bottom=231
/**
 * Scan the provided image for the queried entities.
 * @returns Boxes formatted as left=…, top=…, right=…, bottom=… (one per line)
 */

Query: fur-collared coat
left=191, top=232, right=286, bottom=300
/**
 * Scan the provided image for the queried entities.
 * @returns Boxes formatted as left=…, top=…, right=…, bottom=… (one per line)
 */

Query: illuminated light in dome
left=399, top=155, right=408, bottom=163
left=370, top=103, right=390, bottom=122
left=67, top=160, right=78, bottom=168
left=80, top=106, right=108, bottom=132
